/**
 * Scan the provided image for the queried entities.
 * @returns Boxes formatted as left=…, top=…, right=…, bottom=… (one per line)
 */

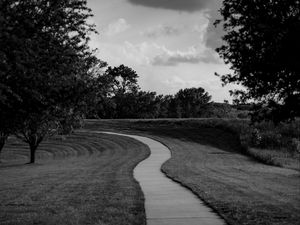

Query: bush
left=288, top=138, right=300, bottom=154
left=250, top=129, right=283, bottom=149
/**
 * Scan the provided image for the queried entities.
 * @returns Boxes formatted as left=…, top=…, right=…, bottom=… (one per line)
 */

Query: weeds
left=208, top=119, right=300, bottom=169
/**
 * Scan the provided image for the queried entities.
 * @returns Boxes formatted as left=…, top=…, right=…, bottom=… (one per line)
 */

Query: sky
left=87, top=0, right=238, bottom=102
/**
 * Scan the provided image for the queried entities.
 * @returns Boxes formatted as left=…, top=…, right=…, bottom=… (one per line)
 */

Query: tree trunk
left=29, top=144, right=38, bottom=164
left=0, top=136, right=7, bottom=162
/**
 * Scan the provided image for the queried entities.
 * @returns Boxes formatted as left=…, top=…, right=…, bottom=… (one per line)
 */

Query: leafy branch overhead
left=215, top=0, right=300, bottom=122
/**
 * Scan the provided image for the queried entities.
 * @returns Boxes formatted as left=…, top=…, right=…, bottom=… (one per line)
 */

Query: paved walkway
left=103, top=132, right=226, bottom=225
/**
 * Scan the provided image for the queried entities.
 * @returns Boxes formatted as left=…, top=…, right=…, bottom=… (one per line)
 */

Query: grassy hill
left=0, top=131, right=149, bottom=225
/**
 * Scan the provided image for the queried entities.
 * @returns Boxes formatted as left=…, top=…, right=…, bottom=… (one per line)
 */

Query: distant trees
left=107, top=65, right=140, bottom=118
left=88, top=72, right=213, bottom=119
left=90, top=65, right=162, bottom=119
left=0, top=0, right=100, bottom=163
left=174, top=88, right=211, bottom=118
left=215, top=0, right=300, bottom=122
left=106, top=65, right=140, bottom=95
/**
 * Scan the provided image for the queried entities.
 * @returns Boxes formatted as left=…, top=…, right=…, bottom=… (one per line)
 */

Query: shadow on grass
left=138, top=127, right=243, bottom=153
left=84, top=119, right=244, bottom=153
left=0, top=162, right=42, bottom=169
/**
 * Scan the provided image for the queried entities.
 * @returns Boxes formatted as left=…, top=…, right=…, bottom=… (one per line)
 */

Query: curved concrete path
left=103, top=132, right=226, bottom=225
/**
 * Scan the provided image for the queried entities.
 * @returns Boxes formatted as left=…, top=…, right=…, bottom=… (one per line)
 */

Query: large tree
left=104, top=65, right=140, bottom=118
left=215, top=0, right=300, bottom=122
left=0, top=0, right=100, bottom=163
left=105, top=65, right=140, bottom=95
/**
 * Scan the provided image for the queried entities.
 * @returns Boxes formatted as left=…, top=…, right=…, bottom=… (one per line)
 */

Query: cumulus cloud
left=203, top=0, right=225, bottom=49
left=128, top=0, right=224, bottom=49
left=116, top=40, right=221, bottom=66
left=142, top=25, right=181, bottom=38
left=127, top=0, right=224, bottom=49
left=191, top=18, right=210, bottom=44
left=122, top=41, right=152, bottom=65
left=152, top=46, right=221, bottom=66
left=104, top=18, right=131, bottom=36
left=163, top=76, right=221, bottom=90
left=127, top=0, right=212, bottom=12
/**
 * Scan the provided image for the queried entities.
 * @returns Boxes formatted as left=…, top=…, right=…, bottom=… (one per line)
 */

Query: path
left=103, top=132, right=226, bottom=225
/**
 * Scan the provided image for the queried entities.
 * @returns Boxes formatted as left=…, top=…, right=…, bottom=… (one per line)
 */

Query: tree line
left=86, top=64, right=214, bottom=119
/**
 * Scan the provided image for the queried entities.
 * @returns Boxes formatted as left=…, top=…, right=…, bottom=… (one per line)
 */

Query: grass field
left=85, top=119, right=300, bottom=225
left=0, top=131, right=149, bottom=225
left=1, top=119, right=299, bottom=225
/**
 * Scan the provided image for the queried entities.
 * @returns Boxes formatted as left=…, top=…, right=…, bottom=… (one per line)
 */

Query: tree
left=132, top=91, right=161, bottom=118
left=86, top=64, right=118, bottom=119
left=215, top=0, right=300, bottom=122
left=0, top=0, right=99, bottom=163
left=174, top=88, right=212, bottom=118
left=105, top=65, right=140, bottom=95
left=157, top=95, right=173, bottom=118
left=104, top=65, right=140, bottom=118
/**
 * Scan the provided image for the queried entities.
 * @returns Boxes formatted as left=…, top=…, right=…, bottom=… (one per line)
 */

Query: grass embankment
left=86, top=118, right=300, bottom=170
left=0, top=132, right=149, bottom=225
left=85, top=119, right=300, bottom=225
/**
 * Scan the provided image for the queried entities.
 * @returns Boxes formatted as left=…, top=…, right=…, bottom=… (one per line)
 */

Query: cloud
left=127, top=0, right=212, bottom=12
left=122, top=41, right=152, bottom=65
left=152, top=46, right=221, bottom=66
left=104, top=18, right=131, bottom=36
left=142, top=25, right=181, bottom=38
left=117, top=41, right=222, bottom=66
left=163, top=76, right=222, bottom=90
left=127, top=0, right=224, bottom=49
left=142, top=20, right=209, bottom=39
left=203, top=0, right=225, bottom=49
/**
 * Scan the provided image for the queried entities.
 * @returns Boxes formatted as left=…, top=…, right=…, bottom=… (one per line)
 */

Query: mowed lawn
left=0, top=132, right=149, bottom=225
left=85, top=119, right=300, bottom=225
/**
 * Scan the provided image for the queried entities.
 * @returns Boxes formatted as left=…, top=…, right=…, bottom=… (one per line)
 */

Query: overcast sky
left=87, top=0, right=237, bottom=102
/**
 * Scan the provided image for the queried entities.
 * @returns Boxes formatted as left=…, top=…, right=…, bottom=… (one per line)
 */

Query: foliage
left=88, top=77, right=216, bottom=119
left=0, top=105, right=21, bottom=159
left=174, top=87, right=211, bottom=118
left=248, top=121, right=300, bottom=152
left=105, top=64, right=140, bottom=95
left=0, top=0, right=99, bottom=163
left=204, top=102, right=235, bottom=118
left=215, top=0, right=300, bottom=122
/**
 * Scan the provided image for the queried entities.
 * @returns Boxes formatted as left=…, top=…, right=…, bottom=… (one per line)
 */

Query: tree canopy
left=88, top=71, right=214, bottom=119
left=0, top=0, right=100, bottom=162
left=175, top=88, right=212, bottom=118
left=215, top=0, right=300, bottom=122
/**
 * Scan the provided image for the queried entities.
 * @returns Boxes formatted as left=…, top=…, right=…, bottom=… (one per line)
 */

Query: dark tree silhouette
left=0, top=106, right=20, bottom=161
left=104, top=65, right=140, bottom=118
left=0, top=0, right=99, bottom=163
left=105, top=65, right=140, bottom=95
left=174, top=88, right=212, bottom=118
left=215, top=0, right=300, bottom=122
left=131, top=91, right=161, bottom=118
